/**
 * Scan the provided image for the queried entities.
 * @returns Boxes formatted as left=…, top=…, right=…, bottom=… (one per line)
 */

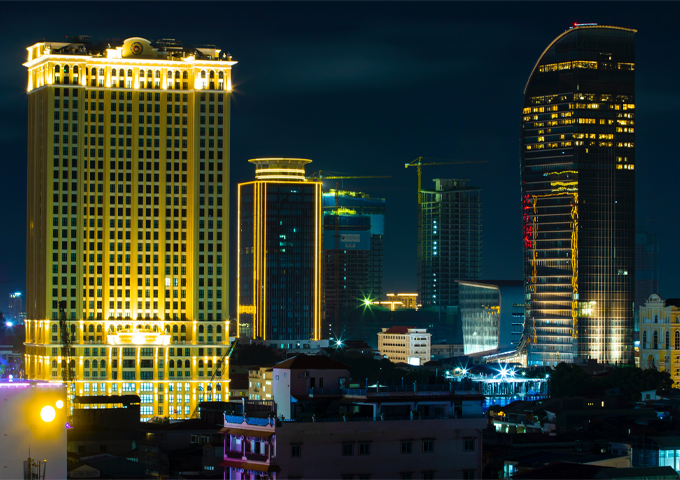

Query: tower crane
left=58, top=300, right=75, bottom=418
left=405, top=157, right=488, bottom=297
left=190, top=338, right=238, bottom=419
left=308, top=171, right=391, bottom=339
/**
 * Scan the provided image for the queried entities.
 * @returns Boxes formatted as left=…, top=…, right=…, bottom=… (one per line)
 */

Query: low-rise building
left=639, top=294, right=680, bottom=386
left=378, top=326, right=431, bottom=365
left=249, top=367, right=273, bottom=401
left=432, top=343, right=464, bottom=360
left=221, top=392, right=485, bottom=479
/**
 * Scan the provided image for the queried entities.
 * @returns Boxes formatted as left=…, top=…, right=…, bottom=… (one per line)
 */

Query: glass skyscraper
left=521, top=25, right=636, bottom=365
left=237, top=158, right=322, bottom=341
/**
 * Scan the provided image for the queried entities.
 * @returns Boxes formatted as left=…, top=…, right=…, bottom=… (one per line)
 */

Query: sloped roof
left=383, top=326, right=416, bottom=334
left=274, top=354, right=349, bottom=370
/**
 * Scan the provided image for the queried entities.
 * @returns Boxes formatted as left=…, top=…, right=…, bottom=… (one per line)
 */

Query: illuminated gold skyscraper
left=237, top=159, right=322, bottom=342
left=24, top=36, right=235, bottom=419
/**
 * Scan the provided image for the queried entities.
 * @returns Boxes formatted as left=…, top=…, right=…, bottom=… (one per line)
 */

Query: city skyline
left=2, top=3, right=680, bottom=316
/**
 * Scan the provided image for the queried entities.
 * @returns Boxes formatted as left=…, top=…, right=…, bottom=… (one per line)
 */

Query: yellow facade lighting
left=56, top=400, right=64, bottom=409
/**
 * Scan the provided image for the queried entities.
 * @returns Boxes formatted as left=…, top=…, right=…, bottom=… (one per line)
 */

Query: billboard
left=323, top=230, right=370, bottom=250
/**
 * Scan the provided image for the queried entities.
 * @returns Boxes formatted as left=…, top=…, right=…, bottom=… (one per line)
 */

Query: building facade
left=456, top=280, right=524, bottom=356
left=8, top=293, right=23, bottom=322
left=248, top=366, right=273, bottom=401
left=639, top=294, right=680, bottom=387
left=322, top=189, right=385, bottom=339
left=521, top=25, right=636, bottom=366
left=237, top=159, right=322, bottom=341
left=23, top=36, right=235, bottom=419
left=636, top=228, right=659, bottom=326
left=419, top=179, right=482, bottom=308
left=378, top=326, right=431, bottom=365
left=221, top=394, right=485, bottom=479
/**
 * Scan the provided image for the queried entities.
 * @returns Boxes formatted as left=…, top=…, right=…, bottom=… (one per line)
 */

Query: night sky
left=1, top=2, right=679, bottom=314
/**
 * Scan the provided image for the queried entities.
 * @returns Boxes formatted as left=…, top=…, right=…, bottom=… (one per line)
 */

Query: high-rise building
left=8, top=293, right=23, bottom=321
left=419, top=179, right=482, bottom=308
left=635, top=228, right=659, bottom=327
left=521, top=25, right=636, bottom=366
left=23, top=36, right=235, bottom=419
left=237, top=158, right=322, bottom=342
left=322, top=189, right=385, bottom=339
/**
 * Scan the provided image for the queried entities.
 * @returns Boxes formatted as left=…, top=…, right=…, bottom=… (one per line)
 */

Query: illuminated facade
left=237, top=159, right=322, bottom=341
left=639, top=294, right=680, bottom=388
left=521, top=25, right=636, bottom=365
left=377, top=326, right=431, bottom=365
left=322, top=189, right=385, bottom=338
left=23, top=36, right=235, bottom=419
left=419, top=179, right=482, bottom=307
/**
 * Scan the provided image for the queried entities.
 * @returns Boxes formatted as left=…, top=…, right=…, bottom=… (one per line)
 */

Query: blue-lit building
left=322, top=190, right=385, bottom=339
left=456, top=280, right=524, bottom=356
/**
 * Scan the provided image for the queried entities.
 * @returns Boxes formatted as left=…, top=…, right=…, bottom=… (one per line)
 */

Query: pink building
left=271, top=354, right=350, bottom=419
left=220, top=389, right=486, bottom=479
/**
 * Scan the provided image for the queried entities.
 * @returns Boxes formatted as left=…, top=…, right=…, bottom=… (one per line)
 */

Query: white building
left=378, top=327, right=431, bottom=365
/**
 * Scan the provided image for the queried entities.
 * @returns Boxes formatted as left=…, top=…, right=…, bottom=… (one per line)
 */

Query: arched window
left=63, top=65, right=69, bottom=73
left=175, top=71, right=180, bottom=79
left=208, top=360, right=213, bottom=368
left=201, top=71, right=206, bottom=78
left=208, top=325, right=213, bottom=333
left=52, top=324, right=58, bottom=332
left=165, top=325, right=170, bottom=332
left=84, top=360, right=90, bottom=368
left=147, top=70, right=152, bottom=78
left=96, top=325, right=102, bottom=332
left=91, top=67, right=96, bottom=75
left=69, top=359, right=75, bottom=368
left=155, top=70, right=160, bottom=78
left=73, top=66, right=79, bottom=74
left=183, top=71, right=188, bottom=79
left=88, top=325, right=94, bottom=332
left=675, top=331, right=679, bottom=350
left=139, top=69, right=145, bottom=77
left=181, top=325, right=186, bottom=333
left=216, top=326, right=222, bottom=333
left=173, top=325, right=178, bottom=333
left=655, top=315, right=658, bottom=324
left=666, top=331, right=670, bottom=349
left=54, top=65, right=61, bottom=73
left=209, top=71, right=215, bottom=79
left=111, top=68, right=116, bottom=76
left=643, top=331, right=647, bottom=348
left=199, top=325, right=204, bottom=333
left=199, top=360, right=204, bottom=368
left=127, top=69, right=133, bottom=77
left=184, top=360, right=190, bottom=368
left=92, top=360, right=98, bottom=369
left=654, top=331, right=659, bottom=349
left=219, top=71, right=224, bottom=79
left=169, top=360, right=175, bottom=368
left=100, top=360, right=106, bottom=369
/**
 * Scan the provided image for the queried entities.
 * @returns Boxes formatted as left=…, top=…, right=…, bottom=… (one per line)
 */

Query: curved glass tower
left=520, top=25, right=636, bottom=366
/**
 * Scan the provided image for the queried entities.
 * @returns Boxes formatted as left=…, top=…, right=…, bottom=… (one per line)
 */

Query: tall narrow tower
left=237, top=159, right=322, bottom=342
left=24, top=36, right=235, bottom=420
left=521, top=25, right=636, bottom=366
left=419, top=179, right=482, bottom=311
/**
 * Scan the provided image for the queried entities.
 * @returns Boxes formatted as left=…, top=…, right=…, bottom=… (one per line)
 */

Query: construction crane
left=58, top=300, right=75, bottom=418
left=405, top=157, right=488, bottom=297
left=190, top=338, right=238, bottom=419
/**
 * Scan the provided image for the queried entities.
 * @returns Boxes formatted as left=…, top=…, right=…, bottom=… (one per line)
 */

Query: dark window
left=463, top=439, right=475, bottom=452
left=342, top=444, right=354, bottom=456
left=401, top=441, right=412, bottom=454
left=423, top=440, right=434, bottom=453
left=291, top=445, right=301, bottom=458
left=359, top=443, right=370, bottom=455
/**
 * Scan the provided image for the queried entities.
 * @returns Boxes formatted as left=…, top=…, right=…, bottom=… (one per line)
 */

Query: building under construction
left=322, top=190, right=385, bottom=339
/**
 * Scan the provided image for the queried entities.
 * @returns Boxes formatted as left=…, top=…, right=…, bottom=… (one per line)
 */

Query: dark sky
left=1, top=2, right=678, bottom=314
